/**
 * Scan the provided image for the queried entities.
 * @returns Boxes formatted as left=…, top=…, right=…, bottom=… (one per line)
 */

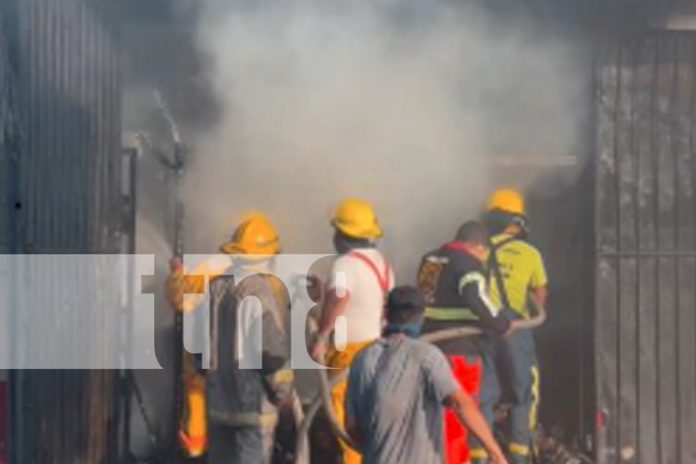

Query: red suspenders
left=348, top=250, right=392, bottom=294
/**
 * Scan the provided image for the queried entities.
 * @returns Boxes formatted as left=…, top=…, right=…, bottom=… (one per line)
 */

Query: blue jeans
left=470, top=313, right=539, bottom=464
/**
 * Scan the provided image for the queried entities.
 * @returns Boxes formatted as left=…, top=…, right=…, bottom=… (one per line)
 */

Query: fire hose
left=294, top=300, right=547, bottom=464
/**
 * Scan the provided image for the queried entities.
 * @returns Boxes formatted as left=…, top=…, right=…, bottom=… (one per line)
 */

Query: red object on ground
left=0, top=382, right=7, bottom=464
left=445, top=355, right=482, bottom=464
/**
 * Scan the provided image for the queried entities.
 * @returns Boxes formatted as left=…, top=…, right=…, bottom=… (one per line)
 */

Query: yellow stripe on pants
left=326, top=340, right=373, bottom=464
left=530, top=364, right=540, bottom=432
left=508, top=442, right=530, bottom=457
left=180, top=354, right=207, bottom=457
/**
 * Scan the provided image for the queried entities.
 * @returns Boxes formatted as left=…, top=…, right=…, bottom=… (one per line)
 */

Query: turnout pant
left=326, top=340, right=373, bottom=464
left=445, top=355, right=482, bottom=464
left=470, top=323, right=539, bottom=464
left=179, top=353, right=207, bottom=457
left=207, top=424, right=275, bottom=464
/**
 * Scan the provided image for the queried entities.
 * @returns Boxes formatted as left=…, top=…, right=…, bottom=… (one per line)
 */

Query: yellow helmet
left=331, top=198, right=383, bottom=239
left=220, top=212, right=281, bottom=256
left=486, top=188, right=526, bottom=216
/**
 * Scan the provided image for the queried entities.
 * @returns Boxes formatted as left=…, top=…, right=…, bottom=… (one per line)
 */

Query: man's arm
left=529, top=248, right=549, bottom=313
left=459, top=272, right=511, bottom=335
left=532, top=286, right=548, bottom=312
left=444, top=389, right=508, bottom=464
left=167, top=256, right=230, bottom=312
left=310, top=287, right=351, bottom=360
left=309, top=258, right=354, bottom=360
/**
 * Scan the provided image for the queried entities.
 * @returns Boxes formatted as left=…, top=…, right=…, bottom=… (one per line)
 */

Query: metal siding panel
left=675, top=261, right=696, bottom=464
left=616, top=42, right=639, bottom=464
left=597, top=42, right=620, bottom=256
left=0, top=0, right=12, bottom=248
left=596, top=32, right=696, bottom=464
left=0, top=161, right=8, bottom=250
left=617, top=256, right=638, bottom=463
left=634, top=36, right=659, bottom=464
left=684, top=37, right=696, bottom=464
left=10, top=0, right=122, bottom=462
left=675, top=36, right=696, bottom=464
left=636, top=258, right=658, bottom=464
left=596, top=256, right=619, bottom=464
left=18, top=0, right=121, bottom=255
left=0, top=2, right=13, bottom=252
left=655, top=35, right=679, bottom=464
left=596, top=39, right=620, bottom=464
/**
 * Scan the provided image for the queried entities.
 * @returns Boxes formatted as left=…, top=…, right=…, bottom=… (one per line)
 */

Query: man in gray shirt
left=346, top=286, right=507, bottom=464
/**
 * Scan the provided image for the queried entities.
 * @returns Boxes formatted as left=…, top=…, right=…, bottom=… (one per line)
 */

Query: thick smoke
left=185, top=0, right=586, bottom=278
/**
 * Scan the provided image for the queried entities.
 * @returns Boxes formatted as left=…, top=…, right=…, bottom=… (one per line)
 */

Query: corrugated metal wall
left=16, top=0, right=121, bottom=254
left=0, top=0, right=18, bottom=254
left=595, top=32, right=696, bottom=464
left=1, top=0, right=123, bottom=462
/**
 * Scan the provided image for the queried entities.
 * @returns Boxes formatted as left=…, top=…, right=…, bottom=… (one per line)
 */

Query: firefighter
left=475, top=188, right=549, bottom=464
left=168, top=213, right=293, bottom=463
left=418, top=220, right=514, bottom=464
left=169, top=254, right=230, bottom=458
left=309, top=198, right=394, bottom=464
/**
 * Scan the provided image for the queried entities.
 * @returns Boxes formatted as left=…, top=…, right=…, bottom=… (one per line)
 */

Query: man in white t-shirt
left=310, top=198, right=394, bottom=464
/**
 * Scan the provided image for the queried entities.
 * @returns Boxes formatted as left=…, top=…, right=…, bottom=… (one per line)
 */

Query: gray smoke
left=184, top=0, right=586, bottom=279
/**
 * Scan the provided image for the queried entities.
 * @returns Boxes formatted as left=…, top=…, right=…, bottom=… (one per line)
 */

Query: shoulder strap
left=349, top=250, right=392, bottom=294
left=487, top=236, right=518, bottom=311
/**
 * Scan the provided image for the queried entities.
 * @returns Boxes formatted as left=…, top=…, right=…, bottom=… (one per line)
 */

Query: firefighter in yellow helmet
left=310, top=199, right=395, bottom=464
left=468, top=189, right=548, bottom=464
left=168, top=213, right=292, bottom=463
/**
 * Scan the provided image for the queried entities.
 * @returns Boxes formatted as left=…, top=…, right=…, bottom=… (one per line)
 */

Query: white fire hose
left=294, top=300, right=547, bottom=464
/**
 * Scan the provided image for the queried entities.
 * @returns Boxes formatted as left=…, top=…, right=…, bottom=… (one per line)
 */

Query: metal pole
left=153, top=90, right=186, bottom=457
